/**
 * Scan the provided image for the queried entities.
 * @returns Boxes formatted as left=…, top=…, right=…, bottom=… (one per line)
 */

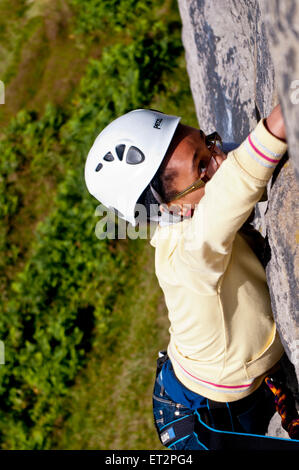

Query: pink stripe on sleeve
left=248, top=134, right=279, bottom=164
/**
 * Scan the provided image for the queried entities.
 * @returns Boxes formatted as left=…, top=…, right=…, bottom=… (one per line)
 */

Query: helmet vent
left=95, top=162, right=103, bottom=172
left=95, top=145, right=145, bottom=172
left=115, top=144, right=125, bottom=161
left=103, top=152, right=114, bottom=162
left=126, top=146, right=145, bottom=165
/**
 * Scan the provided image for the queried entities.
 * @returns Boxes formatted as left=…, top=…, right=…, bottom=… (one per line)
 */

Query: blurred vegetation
left=0, top=0, right=197, bottom=449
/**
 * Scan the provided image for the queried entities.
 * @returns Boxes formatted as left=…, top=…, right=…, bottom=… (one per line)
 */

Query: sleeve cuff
left=231, top=118, right=288, bottom=182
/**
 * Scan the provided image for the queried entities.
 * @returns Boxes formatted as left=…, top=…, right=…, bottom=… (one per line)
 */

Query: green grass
left=0, top=0, right=93, bottom=128
left=0, top=0, right=30, bottom=78
left=51, top=240, right=170, bottom=450
left=0, top=0, right=197, bottom=450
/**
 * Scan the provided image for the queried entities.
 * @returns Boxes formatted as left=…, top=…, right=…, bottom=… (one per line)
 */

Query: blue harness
left=153, top=352, right=299, bottom=450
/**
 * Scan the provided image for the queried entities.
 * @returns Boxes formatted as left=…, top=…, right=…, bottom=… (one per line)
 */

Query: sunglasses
left=168, top=131, right=222, bottom=203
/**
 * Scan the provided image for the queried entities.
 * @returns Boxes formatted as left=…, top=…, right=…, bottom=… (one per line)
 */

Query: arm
left=178, top=106, right=287, bottom=285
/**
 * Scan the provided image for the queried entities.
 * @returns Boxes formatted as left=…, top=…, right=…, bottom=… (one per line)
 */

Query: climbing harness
left=153, top=352, right=299, bottom=450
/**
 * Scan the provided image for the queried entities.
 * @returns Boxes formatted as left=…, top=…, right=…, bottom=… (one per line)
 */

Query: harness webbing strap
left=157, top=410, right=299, bottom=450
left=155, top=352, right=299, bottom=450
left=194, top=411, right=299, bottom=450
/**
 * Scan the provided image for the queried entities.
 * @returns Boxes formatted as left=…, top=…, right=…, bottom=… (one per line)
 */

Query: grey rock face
left=265, top=156, right=299, bottom=389
left=178, top=0, right=275, bottom=143
left=178, top=0, right=299, bottom=433
left=261, top=0, right=299, bottom=181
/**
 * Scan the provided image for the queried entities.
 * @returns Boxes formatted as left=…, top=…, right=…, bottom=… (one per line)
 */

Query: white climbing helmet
left=84, top=109, right=181, bottom=226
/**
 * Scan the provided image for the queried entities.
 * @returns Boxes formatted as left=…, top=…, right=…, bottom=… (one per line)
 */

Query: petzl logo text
left=153, top=118, right=163, bottom=129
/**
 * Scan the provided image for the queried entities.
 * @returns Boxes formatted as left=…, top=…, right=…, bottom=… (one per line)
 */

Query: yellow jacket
left=150, top=119, right=287, bottom=402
